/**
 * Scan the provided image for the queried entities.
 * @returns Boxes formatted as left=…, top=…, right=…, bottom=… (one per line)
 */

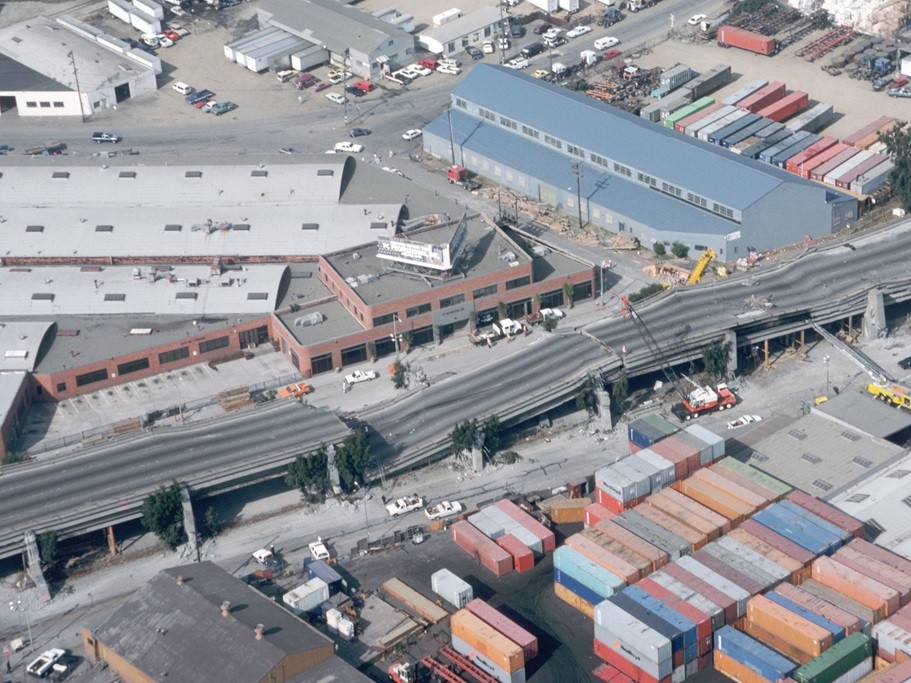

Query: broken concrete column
left=863, top=289, right=887, bottom=340
left=23, top=531, right=51, bottom=602
left=180, top=484, right=199, bottom=562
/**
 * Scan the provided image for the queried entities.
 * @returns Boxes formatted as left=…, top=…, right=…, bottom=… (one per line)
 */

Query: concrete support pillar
left=595, top=378, right=614, bottom=431
left=799, top=329, right=806, bottom=359
left=471, top=429, right=485, bottom=473
left=724, top=330, right=738, bottom=378
left=863, top=289, right=887, bottom=341
left=106, top=526, right=117, bottom=556
left=23, top=531, right=51, bottom=602
left=326, top=444, right=340, bottom=489
left=763, top=339, right=770, bottom=369
left=179, top=484, right=199, bottom=562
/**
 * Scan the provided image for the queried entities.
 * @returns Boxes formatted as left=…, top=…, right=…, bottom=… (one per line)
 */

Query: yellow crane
left=685, top=248, right=716, bottom=285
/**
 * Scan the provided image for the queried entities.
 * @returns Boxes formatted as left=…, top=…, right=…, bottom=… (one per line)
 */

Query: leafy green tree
left=451, top=419, right=478, bottom=457
left=628, top=283, right=664, bottom=303
left=285, top=444, right=330, bottom=501
left=391, top=361, right=408, bottom=390
left=576, top=375, right=600, bottom=415
left=562, top=282, right=575, bottom=308
left=671, top=242, right=689, bottom=259
left=335, top=428, right=370, bottom=493
left=702, top=341, right=733, bottom=380
left=401, top=330, right=414, bottom=350
left=0, top=452, right=26, bottom=465
left=482, top=415, right=502, bottom=456
left=542, top=316, right=558, bottom=332
left=366, top=340, right=377, bottom=360
left=497, top=301, right=509, bottom=319
left=653, top=242, right=666, bottom=257
left=611, top=370, right=629, bottom=414
left=881, top=125, right=911, bottom=210
left=141, top=482, right=186, bottom=549
left=38, top=531, right=60, bottom=575
left=201, top=506, right=221, bottom=540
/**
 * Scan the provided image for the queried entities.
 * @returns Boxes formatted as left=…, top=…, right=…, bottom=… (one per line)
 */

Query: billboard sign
left=376, top=214, right=470, bottom=271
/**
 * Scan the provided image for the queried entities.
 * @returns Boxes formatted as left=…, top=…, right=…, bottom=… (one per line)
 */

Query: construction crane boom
left=620, top=294, right=688, bottom=401
left=807, top=321, right=894, bottom=385
left=685, top=248, right=717, bottom=286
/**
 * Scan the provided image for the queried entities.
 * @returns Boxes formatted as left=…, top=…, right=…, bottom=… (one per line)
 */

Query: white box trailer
left=432, top=8, right=462, bottom=26
left=130, top=11, right=161, bottom=36
left=132, top=0, right=164, bottom=20
left=432, top=568, right=474, bottom=608
left=290, top=44, right=330, bottom=72
left=283, top=577, right=329, bottom=614
left=558, top=0, right=579, bottom=10
left=107, top=0, right=133, bottom=24
left=527, top=0, right=558, bottom=11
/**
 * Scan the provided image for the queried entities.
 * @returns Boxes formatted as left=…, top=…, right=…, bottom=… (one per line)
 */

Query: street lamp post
left=391, top=314, right=401, bottom=363
left=355, top=481, right=369, bottom=545
left=9, top=599, right=34, bottom=652
left=823, top=355, right=831, bottom=397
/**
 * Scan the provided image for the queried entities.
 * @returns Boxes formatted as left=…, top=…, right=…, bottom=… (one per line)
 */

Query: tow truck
left=386, top=495, right=425, bottom=517
left=425, top=500, right=463, bottom=520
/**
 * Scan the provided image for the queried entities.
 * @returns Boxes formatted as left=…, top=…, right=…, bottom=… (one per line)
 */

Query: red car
left=314, top=81, right=331, bottom=92
left=163, top=29, right=181, bottom=42
left=194, top=97, right=213, bottom=109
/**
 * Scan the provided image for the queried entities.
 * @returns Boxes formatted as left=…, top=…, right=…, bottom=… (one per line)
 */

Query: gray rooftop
left=0, top=373, right=28, bottom=434
left=449, top=65, right=843, bottom=212
left=325, top=216, right=532, bottom=306
left=829, top=452, right=911, bottom=556
left=0, top=52, right=68, bottom=92
left=277, top=299, right=368, bottom=347
left=88, top=562, right=335, bottom=682
left=748, top=411, right=906, bottom=500
left=812, top=390, right=911, bottom=440
left=258, top=0, right=412, bottom=55
left=422, top=7, right=503, bottom=44
left=0, top=17, right=152, bottom=93
left=0, top=265, right=289, bottom=317
left=0, top=321, right=55, bottom=372
left=0, top=155, right=412, bottom=259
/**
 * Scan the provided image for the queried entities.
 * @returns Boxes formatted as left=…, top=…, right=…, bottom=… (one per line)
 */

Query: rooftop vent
left=370, top=222, right=387, bottom=230
left=176, top=292, right=198, bottom=300
left=293, top=312, right=324, bottom=328
left=316, top=169, right=334, bottom=176
left=119, top=171, right=136, bottom=179
left=301, top=223, right=319, bottom=231
left=52, top=171, right=69, bottom=179
left=254, top=624, right=265, bottom=640
left=185, top=171, right=202, bottom=178
left=176, top=575, right=184, bottom=585
left=247, top=292, right=268, bottom=300
left=104, top=293, right=126, bottom=302
left=164, top=224, right=182, bottom=232
left=95, top=225, right=113, bottom=232
left=26, top=225, right=44, bottom=233
left=31, top=293, right=54, bottom=301
left=220, top=601, right=231, bottom=617
left=251, top=170, right=267, bottom=177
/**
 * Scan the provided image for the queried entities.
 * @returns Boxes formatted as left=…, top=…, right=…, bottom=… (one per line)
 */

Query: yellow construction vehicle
left=867, top=383, right=911, bottom=410
left=685, top=248, right=716, bottom=285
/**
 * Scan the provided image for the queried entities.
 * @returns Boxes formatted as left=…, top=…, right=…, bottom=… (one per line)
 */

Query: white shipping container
left=432, top=569, right=473, bottom=609
left=526, top=0, right=558, bottom=11
left=624, top=454, right=662, bottom=493
left=830, top=657, right=873, bottom=683
left=594, top=600, right=673, bottom=664
left=338, top=617, right=355, bottom=640
left=596, top=464, right=637, bottom=503
left=611, top=459, right=651, bottom=498
left=676, top=555, right=749, bottom=616
left=469, top=510, right=507, bottom=540
left=872, top=621, right=911, bottom=658
left=635, top=449, right=675, bottom=489
left=107, top=0, right=132, bottom=24
left=558, top=0, right=579, bottom=11
left=672, top=664, right=686, bottom=683
left=683, top=424, right=725, bottom=461
left=432, top=8, right=462, bottom=26
left=594, top=622, right=673, bottom=680
left=283, top=577, right=329, bottom=614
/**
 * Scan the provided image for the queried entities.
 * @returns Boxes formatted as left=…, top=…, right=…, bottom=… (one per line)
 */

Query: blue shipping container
left=307, top=560, right=343, bottom=593
left=554, top=568, right=601, bottom=607
left=624, top=585, right=697, bottom=650
left=611, top=590, right=685, bottom=653
left=752, top=506, right=834, bottom=556
left=765, top=591, right=844, bottom=643
left=778, top=500, right=851, bottom=547
left=715, top=625, right=797, bottom=681
left=553, top=546, right=623, bottom=599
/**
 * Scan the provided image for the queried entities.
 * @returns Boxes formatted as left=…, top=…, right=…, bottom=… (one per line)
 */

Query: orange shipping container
left=554, top=581, right=594, bottom=618
left=728, top=528, right=806, bottom=581
left=747, top=595, right=833, bottom=657
left=714, top=649, right=771, bottom=683
left=708, top=463, right=779, bottom=503
left=585, top=502, right=616, bottom=528
left=690, top=469, right=767, bottom=511
left=658, top=488, right=732, bottom=534
left=743, top=619, right=815, bottom=665
left=648, top=491, right=722, bottom=541
left=451, top=610, right=525, bottom=673
left=566, top=534, right=640, bottom=584
left=581, top=528, right=652, bottom=575
left=677, top=478, right=751, bottom=524
left=812, top=556, right=898, bottom=621
left=547, top=497, right=590, bottom=524
left=637, top=503, right=707, bottom=550
left=594, top=518, right=669, bottom=572
left=834, top=547, right=911, bottom=607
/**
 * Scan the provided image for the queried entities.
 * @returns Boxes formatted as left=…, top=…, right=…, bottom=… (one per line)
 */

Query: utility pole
left=342, top=48, right=350, bottom=126
left=446, top=105, right=456, bottom=164
left=68, top=51, right=86, bottom=122
left=572, top=162, right=584, bottom=230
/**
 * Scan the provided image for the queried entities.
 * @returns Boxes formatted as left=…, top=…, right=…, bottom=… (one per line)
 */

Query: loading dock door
left=539, top=185, right=557, bottom=206
left=114, top=82, right=130, bottom=103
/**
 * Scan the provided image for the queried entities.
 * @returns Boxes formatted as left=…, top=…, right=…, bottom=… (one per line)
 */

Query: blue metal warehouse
left=423, top=65, right=857, bottom=258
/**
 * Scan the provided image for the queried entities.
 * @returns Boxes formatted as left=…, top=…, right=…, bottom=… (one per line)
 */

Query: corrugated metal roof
left=450, top=65, right=826, bottom=211
left=428, top=110, right=735, bottom=236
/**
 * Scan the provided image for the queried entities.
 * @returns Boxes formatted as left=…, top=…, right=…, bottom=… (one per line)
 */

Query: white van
left=594, top=36, right=620, bottom=50
left=172, top=81, right=193, bottom=95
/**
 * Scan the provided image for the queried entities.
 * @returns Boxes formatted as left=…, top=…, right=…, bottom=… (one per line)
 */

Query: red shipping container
left=586, top=502, right=616, bottom=528
left=736, top=81, right=785, bottom=113
left=835, top=546, right=911, bottom=606
left=693, top=548, right=763, bottom=595
left=786, top=490, right=865, bottom=540
left=629, top=441, right=642, bottom=454
left=739, top=518, right=816, bottom=566
left=675, top=102, right=724, bottom=134
left=812, top=556, right=898, bottom=620
left=595, top=519, right=669, bottom=572
left=653, top=436, right=700, bottom=476
left=849, top=538, right=911, bottom=577
left=716, top=25, right=777, bottom=56
left=875, top=659, right=911, bottom=683
left=786, top=137, right=838, bottom=174
left=497, top=534, right=535, bottom=573
left=799, top=142, right=851, bottom=178
left=594, top=637, right=672, bottom=683
left=465, top=598, right=538, bottom=660
left=659, top=488, right=732, bottom=534
left=637, top=577, right=713, bottom=654
left=582, top=528, right=653, bottom=576
left=843, top=116, right=895, bottom=146
left=756, top=91, right=808, bottom=122
left=450, top=521, right=513, bottom=576
left=663, top=562, right=739, bottom=626
left=493, top=500, right=556, bottom=553
left=773, top=583, right=862, bottom=636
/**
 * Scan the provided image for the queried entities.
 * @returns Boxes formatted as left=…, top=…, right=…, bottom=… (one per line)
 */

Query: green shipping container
left=793, top=632, right=872, bottom=683
left=714, top=457, right=792, bottom=498
left=663, top=96, right=715, bottom=129
left=641, top=413, right=678, bottom=438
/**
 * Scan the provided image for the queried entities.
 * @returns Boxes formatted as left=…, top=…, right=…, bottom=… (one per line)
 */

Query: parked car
left=510, top=24, right=525, bottom=38
left=899, top=356, right=911, bottom=369
left=539, top=307, right=565, bottom=319
left=533, top=22, right=551, bottom=35
left=566, top=25, right=592, bottom=39
left=533, top=69, right=549, bottom=78
left=465, top=45, right=483, bottom=60
left=156, top=35, right=174, bottom=48
left=314, top=81, right=331, bottom=92
left=437, top=65, right=461, bottom=75
left=211, top=101, right=238, bottom=116
left=543, top=27, right=563, bottom=40
left=170, top=5, right=186, bottom=16
left=279, top=147, right=298, bottom=154
left=344, top=369, right=377, bottom=384
left=386, top=495, right=425, bottom=517
left=162, top=29, right=181, bottom=41
left=92, top=132, right=120, bottom=143
left=325, top=92, right=346, bottom=104
left=407, top=64, right=432, bottom=76
left=0, top=145, right=12, bottom=154
left=308, top=538, right=330, bottom=561
left=507, top=57, right=530, bottom=69
left=277, top=382, right=312, bottom=398
left=520, top=42, right=545, bottom=58
left=349, top=127, right=371, bottom=137
left=402, top=129, right=422, bottom=141
left=345, top=85, right=365, bottom=97
left=688, top=13, right=707, bottom=25
left=334, top=141, right=363, bottom=153
left=26, top=649, right=66, bottom=678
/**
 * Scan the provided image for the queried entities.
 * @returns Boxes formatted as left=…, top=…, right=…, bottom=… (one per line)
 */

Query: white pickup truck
left=27, top=649, right=66, bottom=678
left=345, top=370, right=377, bottom=384
left=425, top=500, right=463, bottom=520
left=308, top=538, right=330, bottom=561
left=386, top=495, right=425, bottom=517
